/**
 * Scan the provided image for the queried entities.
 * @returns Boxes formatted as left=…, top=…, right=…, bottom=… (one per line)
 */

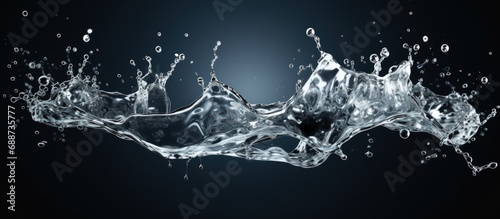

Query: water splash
left=11, top=28, right=498, bottom=175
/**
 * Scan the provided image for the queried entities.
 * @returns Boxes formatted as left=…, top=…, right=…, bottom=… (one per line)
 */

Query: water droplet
left=22, top=10, right=28, bottom=17
left=37, top=141, right=47, bottom=148
left=197, top=77, right=204, bottom=87
left=399, top=129, right=410, bottom=139
left=306, top=28, right=315, bottom=37
left=83, top=34, right=90, bottom=42
left=184, top=32, right=189, bottom=37
left=87, top=29, right=93, bottom=34
left=155, top=46, right=162, bottom=53
left=369, top=54, right=379, bottom=63
left=199, top=164, right=203, bottom=170
left=488, top=51, right=492, bottom=55
left=413, top=44, right=420, bottom=51
left=289, top=63, right=294, bottom=69
left=439, top=72, right=445, bottom=78
left=422, top=36, right=428, bottom=42
left=184, top=174, right=189, bottom=180
left=365, top=151, right=373, bottom=158
left=409, top=11, right=413, bottom=15
left=168, top=160, right=172, bottom=168
left=38, top=75, right=50, bottom=86
left=481, top=77, right=488, bottom=84
left=431, top=58, right=437, bottom=64
left=73, top=47, right=77, bottom=52
left=380, top=47, right=390, bottom=58
left=441, top=44, right=449, bottom=53
left=406, top=28, right=411, bottom=32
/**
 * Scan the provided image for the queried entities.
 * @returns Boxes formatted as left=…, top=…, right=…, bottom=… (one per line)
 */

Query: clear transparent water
left=11, top=28, right=497, bottom=175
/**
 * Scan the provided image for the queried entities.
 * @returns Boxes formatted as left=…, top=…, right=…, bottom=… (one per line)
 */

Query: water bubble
left=38, top=76, right=50, bottom=86
left=422, top=36, right=428, bottom=42
left=197, top=77, right=204, bottom=87
left=28, top=62, right=37, bottom=70
left=14, top=47, right=19, bottom=53
left=289, top=63, right=294, bottom=69
left=413, top=44, right=420, bottom=51
left=441, top=44, right=449, bottom=53
left=421, top=150, right=427, bottom=155
left=35, top=130, right=39, bottom=135
left=179, top=53, right=185, bottom=61
left=117, top=74, right=122, bottom=78
left=343, top=59, right=349, bottom=65
left=399, top=129, right=410, bottom=139
left=198, top=164, right=203, bottom=170
left=365, top=151, right=373, bottom=158
left=155, top=46, right=162, bottom=53
left=369, top=54, right=379, bottom=63
left=306, top=28, right=315, bottom=37
left=157, top=32, right=162, bottom=37
left=22, top=10, right=28, bottom=17
left=297, top=48, right=301, bottom=53
left=380, top=47, right=390, bottom=58
left=56, top=33, right=61, bottom=38
left=481, top=77, right=488, bottom=84
left=368, top=138, right=374, bottom=143
left=38, top=141, right=47, bottom=148
left=83, top=34, right=90, bottom=42
left=462, top=83, right=468, bottom=88
left=87, top=29, right=93, bottom=34
left=10, top=77, right=15, bottom=81
left=129, top=59, right=136, bottom=66
left=184, top=33, right=189, bottom=37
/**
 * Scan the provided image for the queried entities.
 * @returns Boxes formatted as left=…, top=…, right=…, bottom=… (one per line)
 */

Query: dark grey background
left=2, top=0, right=499, bottom=218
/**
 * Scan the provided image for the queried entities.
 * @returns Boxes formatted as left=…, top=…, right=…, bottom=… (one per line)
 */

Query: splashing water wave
left=13, top=28, right=497, bottom=174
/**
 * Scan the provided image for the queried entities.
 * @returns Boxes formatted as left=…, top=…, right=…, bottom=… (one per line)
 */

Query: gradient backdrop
left=2, top=0, right=499, bottom=218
